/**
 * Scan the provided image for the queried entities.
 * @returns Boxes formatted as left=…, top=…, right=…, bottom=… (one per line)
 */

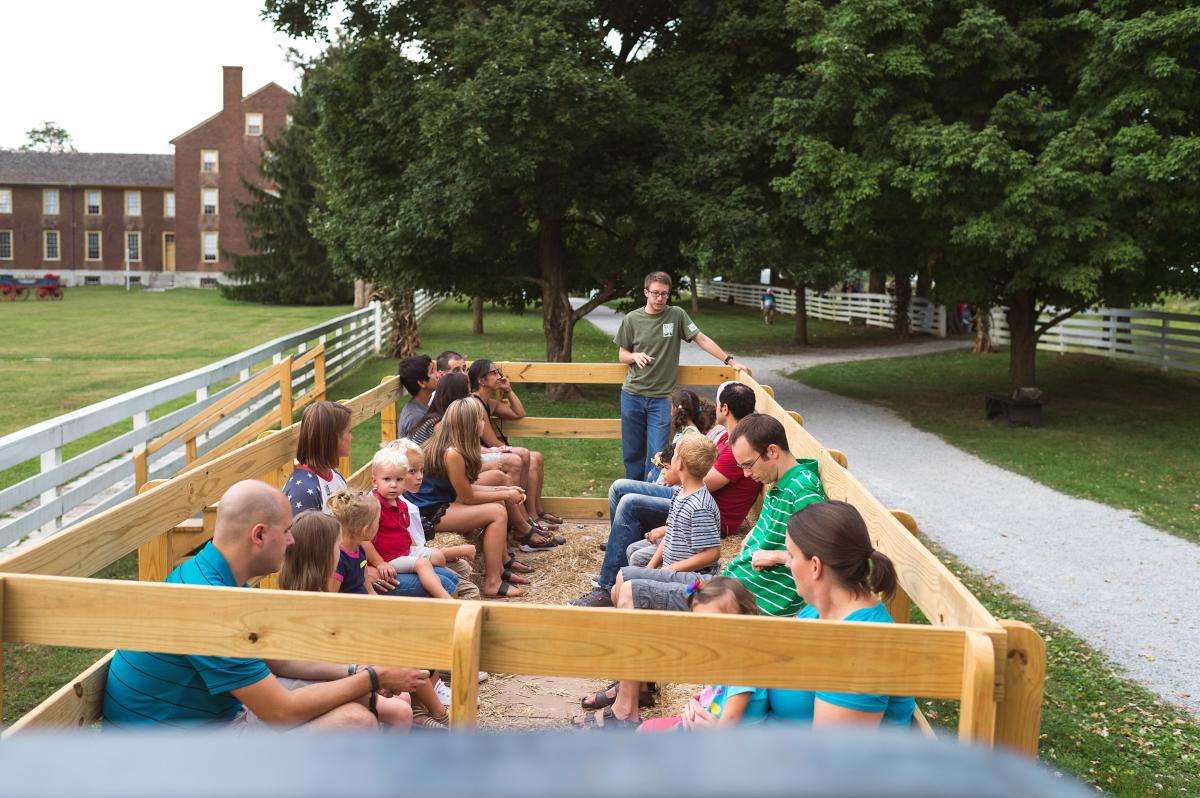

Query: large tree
left=775, top=1, right=1200, bottom=393
left=268, top=2, right=688, bottom=394
left=20, top=122, right=75, bottom=153
left=222, top=84, right=354, bottom=306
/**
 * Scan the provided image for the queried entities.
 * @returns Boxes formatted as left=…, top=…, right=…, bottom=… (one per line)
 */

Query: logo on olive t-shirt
left=662, top=323, right=674, bottom=337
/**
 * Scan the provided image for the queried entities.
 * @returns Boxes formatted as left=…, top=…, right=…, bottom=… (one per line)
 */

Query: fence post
left=993, top=619, right=1046, bottom=757
left=373, top=300, right=383, bottom=354
left=958, top=631, right=998, bottom=746
left=0, top=576, right=5, bottom=713
left=450, top=603, right=484, bottom=730
left=278, top=356, right=295, bottom=428
left=937, top=305, right=947, bottom=338
left=1160, top=319, right=1170, bottom=373
left=38, top=446, right=63, bottom=534
left=380, top=377, right=398, bottom=443
left=136, top=479, right=172, bottom=583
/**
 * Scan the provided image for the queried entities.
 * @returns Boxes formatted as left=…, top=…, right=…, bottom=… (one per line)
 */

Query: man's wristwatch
left=723, top=354, right=734, bottom=365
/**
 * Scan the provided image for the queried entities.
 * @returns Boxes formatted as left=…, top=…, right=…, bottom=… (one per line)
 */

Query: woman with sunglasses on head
left=467, top=359, right=563, bottom=533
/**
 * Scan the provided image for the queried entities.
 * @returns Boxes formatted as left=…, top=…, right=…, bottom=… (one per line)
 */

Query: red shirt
left=712, top=441, right=761, bottom=535
left=372, top=489, right=412, bottom=560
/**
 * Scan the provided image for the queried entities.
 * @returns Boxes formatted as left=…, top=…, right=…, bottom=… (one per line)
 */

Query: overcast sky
left=0, top=1, right=332, bottom=154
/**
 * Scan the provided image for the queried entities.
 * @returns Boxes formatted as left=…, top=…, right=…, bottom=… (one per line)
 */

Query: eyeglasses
left=736, top=454, right=761, bottom=471
left=487, top=368, right=504, bottom=377
left=645, top=290, right=670, bottom=298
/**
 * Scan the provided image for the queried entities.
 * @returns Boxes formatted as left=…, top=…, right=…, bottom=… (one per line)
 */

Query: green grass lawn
left=0, top=287, right=352, bottom=492
left=794, top=350, right=1200, bottom=543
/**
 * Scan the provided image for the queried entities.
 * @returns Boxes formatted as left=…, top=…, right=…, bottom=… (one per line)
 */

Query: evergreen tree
left=222, top=86, right=353, bottom=306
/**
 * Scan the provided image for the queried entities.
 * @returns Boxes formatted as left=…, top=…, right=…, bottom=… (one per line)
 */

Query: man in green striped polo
left=585, top=414, right=824, bottom=727
left=611, top=413, right=825, bottom=618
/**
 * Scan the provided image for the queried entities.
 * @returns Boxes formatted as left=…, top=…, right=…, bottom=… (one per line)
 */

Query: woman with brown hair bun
left=769, top=500, right=915, bottom=727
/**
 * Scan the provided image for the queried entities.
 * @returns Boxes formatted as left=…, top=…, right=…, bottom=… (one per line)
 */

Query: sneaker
left=433, top=678, right=452, bottom=707
left=568, top=587, right=613, bottom=608
left=590, top=574, right=601, bottom=588
left=411, top=709, right=450, bottom=731
left=478, top=671, right=489, bottom=684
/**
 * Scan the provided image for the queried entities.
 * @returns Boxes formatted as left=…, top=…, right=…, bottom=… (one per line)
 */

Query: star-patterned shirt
left=282, top=465, right=348, bottom=516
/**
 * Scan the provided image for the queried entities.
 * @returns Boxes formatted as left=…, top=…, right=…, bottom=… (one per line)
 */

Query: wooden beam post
left=958, top=631, right=997, bottom=746
left=884, top=509, right=919, bottom=623
left=278, top=356, right=295, bottom=428
left=449, top=603, right=483, bottom=730
left=133, top=451, right=149, bottom=493
left=136, top=480, right=172, bottom=583
left=380, top=377, right=397, bottom=443
left=314, top=347, right=326, bottom=402
left=994, top=620, right=1046, bottom=757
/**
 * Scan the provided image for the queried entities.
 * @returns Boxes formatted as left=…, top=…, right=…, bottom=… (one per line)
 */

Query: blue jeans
left=381, top=567, right=458, bottom=597
left=598, top=479, right=673, bottom=589
left=620, top=391, right=671, bottom=481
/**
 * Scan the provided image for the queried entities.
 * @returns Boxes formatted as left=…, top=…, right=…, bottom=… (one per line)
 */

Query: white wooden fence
left=695, top=280, right=947, bottom=337
left=0, top=292, right=443, bottom=549
left=988, top=306, right=1200, bottom=374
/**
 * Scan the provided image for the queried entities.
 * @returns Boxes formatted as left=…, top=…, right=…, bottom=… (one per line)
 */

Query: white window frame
left=0, top=188, right=12, bottom=214
left=85, top=230, right=102, bottom=261
left=86, top=189, right=102, bottom=215
left=201, top=150, right=219, bottom=173
left=202, top=231, right=219, bottom=263
left=0, top=229, right=12, bottom=260
left=43, top=189, right=59, bottom=215
left=164, top=191, right=175, bottom=218
left=126, top=231, right=142, bottom=263
left=202, top=188, right=218, bottom=216
left=43, top=230, right=60, bottom=261
left=245, top=113, right=263, bottom=136
left=125, top=190, right=141, bottom=216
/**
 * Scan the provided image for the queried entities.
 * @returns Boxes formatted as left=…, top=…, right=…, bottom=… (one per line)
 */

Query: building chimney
left=223, top=66, right=243, bottom=113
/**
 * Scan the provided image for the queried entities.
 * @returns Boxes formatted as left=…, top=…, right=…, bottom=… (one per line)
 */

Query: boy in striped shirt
left=611, top=432, right=721, bottom=607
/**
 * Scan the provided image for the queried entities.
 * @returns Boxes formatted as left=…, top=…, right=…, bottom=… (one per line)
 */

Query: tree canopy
left=21, top=122, right=74, bottom=153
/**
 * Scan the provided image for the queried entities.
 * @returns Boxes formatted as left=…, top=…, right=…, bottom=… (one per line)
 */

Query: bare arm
left=703, top=465, right=731, bottom=492
left=647, top=537, right=665, bottom=569
left=690, top=332, right=748, bottom=373
left=664, top=545, right=720, bottom=574
left=231, top=666, right=427, bottom=727
left=619, top=346, right=654, bottom=369
left=493, top=379, right=525, bottom=419
left=265, top=660, right=350, bottom=682
left=446, top=449, right=518, bottom=505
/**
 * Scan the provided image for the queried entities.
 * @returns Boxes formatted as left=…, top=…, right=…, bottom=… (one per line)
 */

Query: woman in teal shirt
left=768, top=500, right=916, bottom=727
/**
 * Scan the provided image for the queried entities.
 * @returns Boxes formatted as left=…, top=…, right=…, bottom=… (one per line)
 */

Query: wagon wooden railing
left=0, top=362, right=1043, bottom=755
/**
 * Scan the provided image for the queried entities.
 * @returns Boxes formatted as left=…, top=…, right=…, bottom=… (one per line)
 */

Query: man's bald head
left=215, top=480, right=291, bottom=545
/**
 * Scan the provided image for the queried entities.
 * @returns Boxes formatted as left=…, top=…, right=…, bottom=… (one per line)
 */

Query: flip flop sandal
left=580, top=682, right=658, bottom=711
left=571, top=705, right=641, bottom=731
left=500, top=568, right=530, bottom=585
left=504, top=557, right=535, bottom=574
left=538, top=511, right=564, bottom=525
left=482, top=581, right=525, bottom=599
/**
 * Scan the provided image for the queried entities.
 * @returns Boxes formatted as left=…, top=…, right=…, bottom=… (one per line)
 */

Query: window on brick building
left=245, top=113, right=263, bottom=136
left=125, top=190, right=141, bottom=216
left=0, top=230, right=12, bottom=260
left=202, top=150, right=219, bottom=172
left=43, top=189, right=59, bottom=215
left=1, top=188, right=13, bottom=214
left=202, top=188, right=218, bottom=215
left=164, top=191, right=175, bottom=218
left=86, top=190, right=102, bottom=215
left=44, top=230, right=60, bottom=261
left=86, top=231, right=102, bottom=261
left=203, top=232, right=219, bottom=263
left=126, top=231, right=141, bottom=263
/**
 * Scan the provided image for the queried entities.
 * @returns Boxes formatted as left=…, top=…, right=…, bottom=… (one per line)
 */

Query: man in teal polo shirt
left=616, top=271, right=748, bottom=480
left=103, top=480, right=428, bottom=729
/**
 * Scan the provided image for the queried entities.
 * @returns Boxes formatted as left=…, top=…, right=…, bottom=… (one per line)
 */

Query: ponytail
left=786, top=501, right=898, bottom=600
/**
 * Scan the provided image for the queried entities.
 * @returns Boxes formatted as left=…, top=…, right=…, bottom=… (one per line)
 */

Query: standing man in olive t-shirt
left=615, top=272, right=748, bottom=480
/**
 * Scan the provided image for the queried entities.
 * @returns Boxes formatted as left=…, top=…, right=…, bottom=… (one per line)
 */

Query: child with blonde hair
left=280, top=509, right=451, bottom=730
left=365, top=439, right=481, bottom=601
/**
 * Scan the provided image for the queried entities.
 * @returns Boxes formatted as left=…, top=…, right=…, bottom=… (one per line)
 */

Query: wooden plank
left=478, top=602, right=985, bottom=698
left=827, top=448, right=848, bottom=469
left=994, top=620, right=1045, bottom=757
left=278, top=357, right=294, bottom=428
left=189, top=408, right=283, bottom=471
left=0, top=428, right=301, bottom=578
left=146, top=366, right=279, bottom=457
left=346, top=461, right=374, bottom=491
left=0, top=577, right=4, bottom=713
left=539, top=497, right=608, bottom=520
left=337, top=376, right=403, bottom=425
left=379, top=377, right=397, bottom=443
left=137, top=534, right=172, bottom=583
left=493, top=362, right=733, bottom=386
left=2, top=652, right=112, bottom=738
left=787, top=410, right=804, bottom=428
left=2, top=575, right=461, bottom=669
left=503, top=417, right=621, bottom=439
left=913, top=705, right=937, bottom=739
left=167, top=520, right=211, bottom=566
left=450, top=604, right=483, bottom=730
left=884, top=509, right=918, bottom=624
left=957, top=631, right=997, bottom=745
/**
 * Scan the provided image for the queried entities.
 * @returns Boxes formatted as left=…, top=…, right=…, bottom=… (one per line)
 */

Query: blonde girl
left=325, top=489, right=383, bottom=595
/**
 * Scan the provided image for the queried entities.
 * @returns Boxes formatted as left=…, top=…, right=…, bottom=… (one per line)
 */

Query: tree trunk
left=387, top=289, right=421, bottom=359
left=1005, top=290, right=1038, bottom=394
left=538, top=216, right=583, bottom=401
left=915, top=263, right=932, bottom=299
left=353, top=280, right=374, bottom=309
left=793, top=282, right=809, bottom=346
left=689, top=272, right=699, bottom=313
left=471, top=295, right=484, bottom=335
left=972, top=307, right=994, bottom=354
left=868, top=269, right=886, bottom=294
left=892, top=272, right=912, bottom=338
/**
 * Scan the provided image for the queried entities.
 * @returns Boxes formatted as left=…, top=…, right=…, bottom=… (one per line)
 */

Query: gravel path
left=577, top=300, right=1200, bottom=716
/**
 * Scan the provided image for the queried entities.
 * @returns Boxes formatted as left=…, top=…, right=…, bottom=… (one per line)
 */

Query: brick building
left=0, top=66, right=293, bottom=287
